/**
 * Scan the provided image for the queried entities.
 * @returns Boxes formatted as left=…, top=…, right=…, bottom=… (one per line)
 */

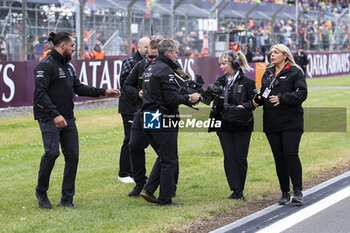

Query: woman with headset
left=254, top=44, right=307, bottom=205
left=208, top=50, right=255, bottom=201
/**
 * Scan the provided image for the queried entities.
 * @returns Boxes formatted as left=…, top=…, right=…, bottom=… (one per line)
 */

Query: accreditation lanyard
left=268, top=77, right=278, bottom=90
left=224, top=72, right=239, bottom=109
left=262, top=70, right=277, bottom=98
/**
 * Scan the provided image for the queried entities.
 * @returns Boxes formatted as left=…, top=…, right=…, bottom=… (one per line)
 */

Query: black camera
left=253, top=89, right=263, bottom=106
left=206, top=81, right=224, bottom=96
left=200, top=81, right=224, bottom=105
left=174, top=71, right=208, bottom=109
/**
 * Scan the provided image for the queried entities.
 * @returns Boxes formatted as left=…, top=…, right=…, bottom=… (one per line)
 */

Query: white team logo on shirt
left=58, top=68, right=66, bottom=78
left=36, top=70, right=44, bottom=78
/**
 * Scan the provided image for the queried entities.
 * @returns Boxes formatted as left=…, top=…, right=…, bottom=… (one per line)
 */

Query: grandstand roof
left=2, top=0, right=348, bottom=23
left=7, top=0, right=59, bottom=4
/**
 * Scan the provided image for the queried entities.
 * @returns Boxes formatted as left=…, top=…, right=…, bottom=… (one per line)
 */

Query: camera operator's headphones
left=227, top=50, right=241, bottom=70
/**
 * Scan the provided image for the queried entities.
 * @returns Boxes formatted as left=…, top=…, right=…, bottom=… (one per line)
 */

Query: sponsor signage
left=1, top=51, right=349, bottom=108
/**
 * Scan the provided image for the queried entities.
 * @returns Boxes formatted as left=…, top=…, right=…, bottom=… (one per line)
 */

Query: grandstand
left=0, top=0, right=349, bottom=61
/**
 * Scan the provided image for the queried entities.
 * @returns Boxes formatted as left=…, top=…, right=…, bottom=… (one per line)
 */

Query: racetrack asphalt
left=211, top=171, right=350, bottom=233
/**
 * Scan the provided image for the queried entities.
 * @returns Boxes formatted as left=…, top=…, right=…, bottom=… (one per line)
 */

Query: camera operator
left=207, top=50, right=255, bottom=201
left=139, top=39, right=200, bottom=206
left=253, top=44, right=307, bottom=205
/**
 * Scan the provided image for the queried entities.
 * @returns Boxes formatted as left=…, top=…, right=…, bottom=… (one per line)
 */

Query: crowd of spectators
left=206, top=0, right=348, bottom=14
left=0, top=36, right=7, bottom=60
left=0, top=17, right=347, bottom=62
left=1, top=0, right=349, bottom=61
left=218, top=17, right=350, bottom=52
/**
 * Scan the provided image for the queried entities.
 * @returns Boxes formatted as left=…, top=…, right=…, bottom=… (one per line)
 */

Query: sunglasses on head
left=147, top=55, right=157, bottom=59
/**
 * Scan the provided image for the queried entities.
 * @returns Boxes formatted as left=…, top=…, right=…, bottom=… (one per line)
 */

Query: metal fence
left=0, top=0, right=349, bottom=61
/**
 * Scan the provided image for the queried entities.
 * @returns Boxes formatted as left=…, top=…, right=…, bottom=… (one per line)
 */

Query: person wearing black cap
left=242, top=44, right=253, bottom=63
left=293, top=48, right=308, bottom=74
left=33, top=31, right=120, bottom=209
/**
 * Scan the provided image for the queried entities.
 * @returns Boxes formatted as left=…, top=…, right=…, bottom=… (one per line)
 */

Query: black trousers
left=265, top=130, right=303, bottom=193
left=119, top=113, right=133, bottom=177
left=36, top=117, right=79, bottom=202
left=217, top=131, right=252, bottom=192
left=143, top=129, right=178, bottom=204
left=129, top=113, right=149, bottom=186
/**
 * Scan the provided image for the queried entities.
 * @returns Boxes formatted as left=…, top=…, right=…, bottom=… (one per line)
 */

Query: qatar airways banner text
left=0, top=56, right=219, bottom=108
left=306, top=51, right=350, bottom=78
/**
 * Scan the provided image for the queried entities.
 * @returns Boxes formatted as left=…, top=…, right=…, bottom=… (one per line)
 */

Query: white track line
left=256, top=185, right=350, bottom=233
left=211, top=171, right=350, bottom=233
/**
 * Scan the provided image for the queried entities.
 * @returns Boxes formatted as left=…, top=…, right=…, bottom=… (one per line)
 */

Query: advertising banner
left=1, top=51, right=349, bottom=109
left=306, top=51, right=350, bottom=78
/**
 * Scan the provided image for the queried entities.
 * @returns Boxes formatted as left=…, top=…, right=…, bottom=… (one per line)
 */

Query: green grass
left=306, top=75, right=350, bottom=86
left=1, top=76, right=350, bottom=232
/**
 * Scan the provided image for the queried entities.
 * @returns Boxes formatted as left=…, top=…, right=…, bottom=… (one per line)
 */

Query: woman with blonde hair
left=254, top=44, right=307, bottom=205
left=266, top=44, right=304, bottom=75
left=207, top=50, right=255, bottom=201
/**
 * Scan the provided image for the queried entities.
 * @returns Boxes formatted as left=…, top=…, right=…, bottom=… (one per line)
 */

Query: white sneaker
left=118, top=176, right=135, bottom=184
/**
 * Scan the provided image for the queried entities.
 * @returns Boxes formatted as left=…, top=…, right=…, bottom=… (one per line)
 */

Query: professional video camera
left=173, top=68, right=210, bottom=109
left=205, top=81, right=224, bottom=97
left=197, top=79, right=225, bottom=105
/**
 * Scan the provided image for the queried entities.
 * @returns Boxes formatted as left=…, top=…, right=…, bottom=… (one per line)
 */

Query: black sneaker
left=278, top=192, right=291, bottom=205
left=57, top=201, right=76, bottom=209
left=128, top=185, right=144, bottom=197
left=35, top=191, right=53, bottom=209
left=228, top=190, right=246, bottom=202
left=158, top=201, right=184, bottom=206
left=291, top=190, right=303, bottom=203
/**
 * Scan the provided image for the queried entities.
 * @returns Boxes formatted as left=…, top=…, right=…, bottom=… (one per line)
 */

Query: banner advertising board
left=1, top=51, right=349, bottom=108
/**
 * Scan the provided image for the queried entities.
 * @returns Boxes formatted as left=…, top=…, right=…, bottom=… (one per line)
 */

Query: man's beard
left=63, top=50, right=72, bottom=61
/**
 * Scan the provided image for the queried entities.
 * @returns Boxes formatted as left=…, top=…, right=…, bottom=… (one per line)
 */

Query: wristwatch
left=188, top=95, right=192, bottom=103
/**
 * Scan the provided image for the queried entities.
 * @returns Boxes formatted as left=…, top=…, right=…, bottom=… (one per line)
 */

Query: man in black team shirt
left=123, top=38, right=161, bottom=197
left=139, top=39, right=200, bottom=206
left=118, top=37, right=150, bottom=183
left=33, top=31, right=120, bottom=209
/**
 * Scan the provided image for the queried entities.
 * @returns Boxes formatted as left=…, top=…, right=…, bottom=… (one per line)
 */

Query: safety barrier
left=1, top=51, right=349, bottom=108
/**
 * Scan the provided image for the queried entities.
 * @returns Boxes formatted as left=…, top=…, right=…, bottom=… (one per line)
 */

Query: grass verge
left=0, top=77, right=349, bottom=232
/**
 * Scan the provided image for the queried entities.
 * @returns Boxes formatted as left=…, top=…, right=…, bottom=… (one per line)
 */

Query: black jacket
left=124, top=58, right=150, bottom=110
left=141, top=54, right=190, bottom=115
left=119, top=50, right=143, bottom=114
left=33, top=49, right=106, bottom=120
left=293, top=52, right=308, bottom=71
left=243, top=49, right=253, bottom=63
left=209, top=70, right=256, bottom=132
left=261, top=64, right=308, bottom=132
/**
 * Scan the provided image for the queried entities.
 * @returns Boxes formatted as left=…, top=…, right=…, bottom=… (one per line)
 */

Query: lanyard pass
left=262, top=88, right=271, bottom=98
